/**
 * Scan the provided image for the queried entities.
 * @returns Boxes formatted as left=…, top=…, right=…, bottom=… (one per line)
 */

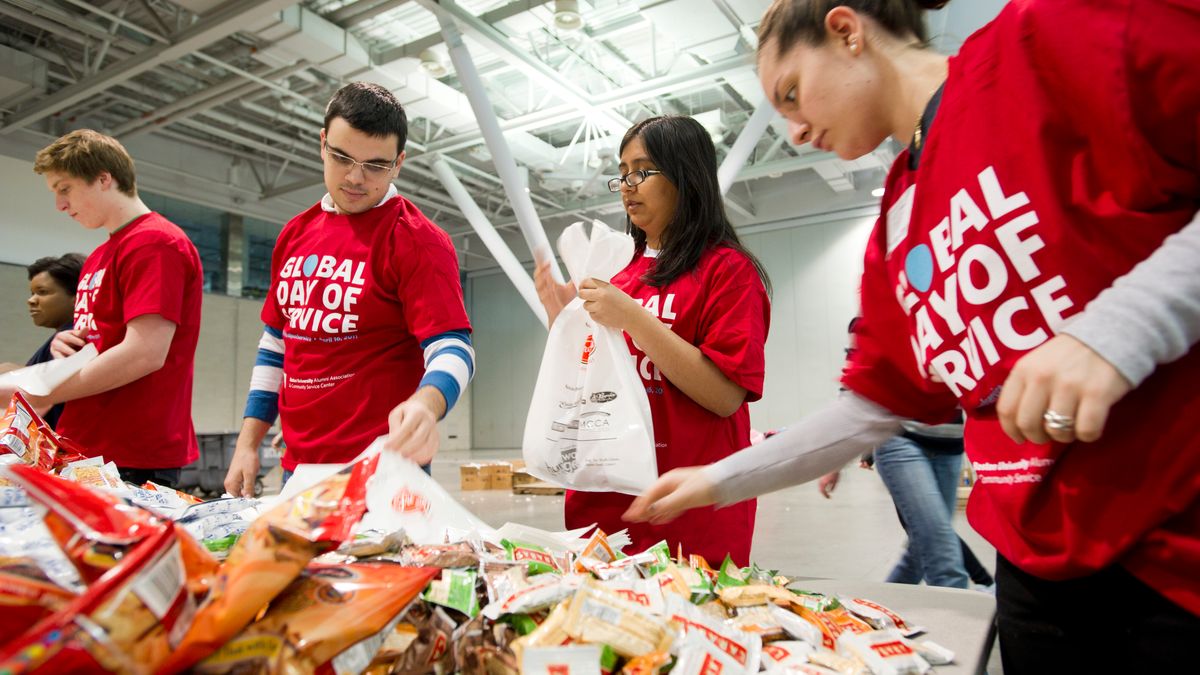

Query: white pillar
left=431, top=156, right=549, bottom=329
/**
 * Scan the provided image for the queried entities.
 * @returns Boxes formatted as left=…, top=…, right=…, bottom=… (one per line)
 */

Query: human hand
left=50, top=328, right=87, bottom=359
left=271, top=431, right=285, bottom=453
left=818, top=471, right=840, bottom=499
left=578, top=278, right=641, bottom=331
left=997, top=334, right=1133, bottom=445
left=385, top=397, right=440, bottom=466
left=623, top=467, right=717, bottom=525
left=223, top=444, right=260, bottom=497
left=534, top=259, right=575, bottom=326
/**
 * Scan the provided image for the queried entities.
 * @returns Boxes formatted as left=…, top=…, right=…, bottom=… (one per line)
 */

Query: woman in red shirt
left=536, top=115, right=771, bottom=565
left=627, top=0, right=1200, bottom=670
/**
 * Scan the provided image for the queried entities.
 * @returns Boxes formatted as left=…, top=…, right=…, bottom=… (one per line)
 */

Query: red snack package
left=1, top=392, right=63, bottom=473
left=160, top=453, right=380, bottom=674
left=0, top=465, right=213, bottom=674
left=193, top=561, right=438, bottom=673
left=0, top=561, right=76, bottom=635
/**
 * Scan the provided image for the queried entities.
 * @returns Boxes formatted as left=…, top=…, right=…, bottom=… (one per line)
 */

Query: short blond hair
left=34, top=129, right=137, bottom=196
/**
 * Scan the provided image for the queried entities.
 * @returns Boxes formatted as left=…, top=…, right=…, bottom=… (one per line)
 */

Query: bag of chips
left=160, top=453, right=379, bottom=673
left=194, top=561, right=438, bottom=673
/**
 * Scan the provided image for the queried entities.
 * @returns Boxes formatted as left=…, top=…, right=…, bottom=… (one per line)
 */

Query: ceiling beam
left=0, top=0, right=298, bottom=135
left=373, top=0, right=551, bottom=63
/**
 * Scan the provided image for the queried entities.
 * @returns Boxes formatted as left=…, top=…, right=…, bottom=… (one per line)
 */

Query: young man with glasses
left=224, top=82, right=473, bottom=495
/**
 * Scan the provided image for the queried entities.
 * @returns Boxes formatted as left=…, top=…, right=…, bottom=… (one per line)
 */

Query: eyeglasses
left=607, top=169, right=663, bottom=192
left=323, top=142, right=397, bottom=179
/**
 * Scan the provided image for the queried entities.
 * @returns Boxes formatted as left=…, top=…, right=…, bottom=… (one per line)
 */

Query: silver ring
left=1043, top=410, right=1075, bottom=431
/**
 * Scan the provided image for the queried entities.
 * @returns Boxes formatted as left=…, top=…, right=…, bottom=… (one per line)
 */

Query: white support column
left=718, top=97, right=776, bottom=195
left=431, top=156, right=549, bottom=329
left=436, top=12, right=565, bottom=284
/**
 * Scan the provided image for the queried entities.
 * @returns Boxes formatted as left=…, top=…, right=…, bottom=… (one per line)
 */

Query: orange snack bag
left=194, top=561, right=438, bottom=673
left=160, top=453, right=379, bottom=673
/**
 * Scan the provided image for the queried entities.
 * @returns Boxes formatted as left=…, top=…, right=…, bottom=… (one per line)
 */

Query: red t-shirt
left=57, top=212, right=203, bottom=469
left=565, top=245, right=770, bottom=565
left=843, top=0, right=1200, bottom=613
left=263, top=195, right=470, bottom=468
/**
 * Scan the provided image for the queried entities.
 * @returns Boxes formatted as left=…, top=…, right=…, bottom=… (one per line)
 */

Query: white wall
left=0, top=154, right=107, bottom=266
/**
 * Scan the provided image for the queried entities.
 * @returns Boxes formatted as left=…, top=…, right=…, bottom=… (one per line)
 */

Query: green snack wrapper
left=422, top=568, right=480, bottom=617
left=502, top=539, right=558, bottom=575
left=717, top=555, right=748, bottom=590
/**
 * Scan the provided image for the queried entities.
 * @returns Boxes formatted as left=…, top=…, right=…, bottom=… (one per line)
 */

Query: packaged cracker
left=907, top=639, right=954, bottom=666
left=523, top=645, right=603, bottom=675
left=761, top=640, right=816, bottom=668
left=794, top=606, right=873, bottom=652
left=453, top=612, right=520, bottom=675
left=769, top=604, right=825, bottom=648
left=574, top=528, right=617, bottom=572
left=482, top=572, right=581, bottom=620
left=579, top=550, right=656, bottom=580
left=503, top=538, right=560, bottom=575
left=762, top=664, right=841, bottom=675
left=193, top=561, right=438, bottom=674
left=603, top=577, right=666, bottom=615
left=482, top=558, right=530, bottom=605
left=510, top=601, right=572, bottom=663
left=718, top=583, right=797, bottom=607
left=717, top=554, right=749, bottom=589
left=643, top=539, right=672, bottom=575
left=142, top=481, right=203, bottom=505
left=399, top=541, right=479, bottom=568
left=59, top=457, right=123, bottom=489
left=0, top=465, right=210, bottom=674
left=789, top=590, right=840, bottom=613
left=837, top=595, right=922, bottom=636
left=0, top=504, right=84, bottom=593
left=161, top=453, right=379, bottom=673
left=340, top=529, right=411, bottom=558
left=620, top=650, right=671, bottom=675
left=664, top=594, right=761, bottom=673
left=423, top=567, right=480, bottom=618
left=651, top=563, right=693, bottom=600
left=729, top=603, right=786, bottom=640
left=807, top=649, right=869, bottom=675
left=672, top=631, right=758, bottom=675
left=563, top=579, right=675, bottom=658
left=837, top=629, right=930, bottom=675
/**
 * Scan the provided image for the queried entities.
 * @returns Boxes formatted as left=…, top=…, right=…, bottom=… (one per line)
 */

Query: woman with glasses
left=627, top=0, right=1200, bottom=670
left=535, top=115, right=771, bottom=565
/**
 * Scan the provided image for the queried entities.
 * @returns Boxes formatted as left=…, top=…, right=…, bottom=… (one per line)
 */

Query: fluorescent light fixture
left=555, top=0, right=583, bottom=31
left=871, top=187, right=885, bottom=198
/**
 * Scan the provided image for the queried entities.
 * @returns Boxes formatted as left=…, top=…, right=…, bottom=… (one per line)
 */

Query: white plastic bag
left=523, top=220, right=656, bottom=495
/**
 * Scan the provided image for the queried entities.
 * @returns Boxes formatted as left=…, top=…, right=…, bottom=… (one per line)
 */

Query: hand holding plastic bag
left=523, top=221, right=656, bottom=495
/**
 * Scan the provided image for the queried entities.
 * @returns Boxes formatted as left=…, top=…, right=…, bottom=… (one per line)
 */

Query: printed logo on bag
left=391, top=488, right=431, bottom=515
left=428, top=633, right=448, bottom=663
left=700, top=654, right=724, bottom=675
left=580, top=334, right=596, bottom=364
left=579, top=411, right=611, bottom=429
left=590, top=391, right=617, bottom=403
left=871, top=641, right=915, bottom=658
left=547, top=666, right=569, bottom=675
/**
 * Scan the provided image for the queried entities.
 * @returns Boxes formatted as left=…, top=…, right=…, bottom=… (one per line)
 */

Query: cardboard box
left=512, top=467, right=539, bottom=488
left=459, top=463, right=488, bottom=491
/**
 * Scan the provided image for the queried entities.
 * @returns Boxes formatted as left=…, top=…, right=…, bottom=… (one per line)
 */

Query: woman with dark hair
left=535, top=115, right=771, bottom=564
left=627, top=0, right=1200, bottom=670
left=23, top=253, right=86, bottom=428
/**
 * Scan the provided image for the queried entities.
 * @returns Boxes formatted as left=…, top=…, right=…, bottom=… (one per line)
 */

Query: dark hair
left=758, top=0, right=949, bottom=55
left=619, top=115, right=771, bottom=295
left=34, top=130, right=138, bottom=196
left=324, top=82, right=408, bottom=154
left=27, top=253, right=86, bottom=294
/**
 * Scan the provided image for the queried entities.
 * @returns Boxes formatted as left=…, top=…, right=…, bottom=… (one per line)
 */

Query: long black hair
left=619, top=115, right=771, bottom=295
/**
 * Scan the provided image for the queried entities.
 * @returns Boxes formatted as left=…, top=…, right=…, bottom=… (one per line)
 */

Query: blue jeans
left=873, top=436, right=969, bottom=589
left=279, top=462, right=431, bottom=491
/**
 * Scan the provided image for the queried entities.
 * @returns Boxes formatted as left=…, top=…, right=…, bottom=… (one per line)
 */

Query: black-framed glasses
left=607, top=169, right=663, bottom=192
left=323, top=142, right=397, bottom=179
